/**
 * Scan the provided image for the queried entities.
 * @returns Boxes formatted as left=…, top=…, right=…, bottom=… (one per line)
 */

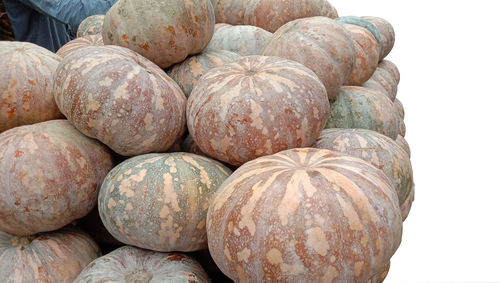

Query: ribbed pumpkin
left=56, top=35, right=104, bottom=58
left=363, top=16, right=395, bottom=62
left=187, top=55, right=329, bottom=166
left=77, top=14, right=105, bottom=37
left=214, top=23, right=232, bottom=32
left=313, top=128, right=413, bottom=210
left=363, top=67, right=398, bottom=101
left=0, top=120, right=113, bottom=236
left=207, top=148, right=402, bottom=282
left=262, top=16, right=356, bottom=99
left=399, top=118, right=406, bottom=137
left=367, top=261, right=391, bottom=283
left=53, top=45, right=186, bottom=156
left=394, top=98, right=405, bottom=119
left=102, top=0, right=215, bottom=68
left=400, top=184, right=415, bottom=220
left=335, top=16, right=382, bottom=56
left=210, top=0, right=338, bottom=32
left=396, top=135, right=411, bottom=157
left=378, top=59, right=400, bottom=84
left=74, top=246, right=210, bottom=282
left=0, top=41, right=63, bottom=133
left=98, top=152, right=232, bottom=252
left=167, top=49, right=240, bottom=98
left=205, top=25, right=272, bottom=56
left=0, top=226, right=100, bottom=283
left=326, top=86, right=399, bottom=140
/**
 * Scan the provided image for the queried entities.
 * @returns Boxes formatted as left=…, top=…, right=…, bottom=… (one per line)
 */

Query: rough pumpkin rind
left=187, top=55, right=330, bottom=166
left=98, top=152, right=232, bottom=252
left=0, top=120, right=113, bottom=236
left=205, top=25, right=272, bottom=56
left=74, top=246, right=210, bottom=283
left=363, top=67, right=398, bottom=101
left=0, top=226, right=100, bottom=283
left=77, top=14, right=105, bottom=37
left=362, top=16, right=395, bottom=62
left=0, top=41, right=63, bottom=133
left=56, top=34, right=104, bottom=58
left=53, top=45, right=187, bottom=156
left=102, top=0, right=215, bottom=68
left=206, top=148, right=402, bottom=282
left=262, top=16, right=356, bottom=99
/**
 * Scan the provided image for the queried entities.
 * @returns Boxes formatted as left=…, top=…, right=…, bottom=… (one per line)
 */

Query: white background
left=328, top=0, right=500, bottom=282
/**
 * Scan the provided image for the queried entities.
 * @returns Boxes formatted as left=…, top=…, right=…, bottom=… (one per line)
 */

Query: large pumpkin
left=205, top=24, right=272, bottom=56
left=0, top=41, right=63, bottom=133
left=207, top=148, right=402, bottom=282
left=326, top=86, right=399, bottom=140
left=102, top=0, right=215, bottom=68
left=363, top=67, right=398, bottom=101
left=56, top=35, right=104, bottom=58
left=362, top=16, right=395, bottom=62
left=77, top=15, right=105, bottom=37
left=187, top=55, right=329, bottom=166
left=98, top=152, right=232, bottom=252
left=74, top=246, right=210, bottom=282
left=210, top=0, right=338, bottom=32
left=262, top=16, right=356, bottom=99
left=0, top=226, right=100, bottom=283
left=53, top=45, right=186, bottom=156
left=0, top=120, right=113, bottom=236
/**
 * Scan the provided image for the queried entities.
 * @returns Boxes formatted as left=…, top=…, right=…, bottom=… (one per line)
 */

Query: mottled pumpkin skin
left=400, top=184, right=415, bottom=221
left=56, top=35, right=104, bottom=58
left=182, top=134, right=209, bottom=157
left=326, top=86, right=399, bottom=140
left=0, top=120, right=113, bottom=236
left=367, top=261, right=390, bottom=283
left=205, top=25, right=272, bottom=56
left=207, top=148, right=402, bottom=282
left=0, top=226, right=100, bottom=283
left=74, top=246, right=210, bottom=283
left=211, top=0, right=338, bottom=32
left=187, top=56, right=329, bottom=166
left=102, top=0, right=215, bottom=68
left=378, top=60, right=400, bottom=84
left=394, top=98, right=405, bottom=119
left=313, top=128, right=413, bottom=208
left=167, top=49, right=240, bottom=98
left=262, top=16, right=356, bottom=99
left=363, top=67, right=398, bottom=101
left=396, top=135, right=411, bottom=157
left=98, top=152, right=232, bottom=252
left=77, top=14, right=105, bottom=37
left=335, top=16, right=382, bottom=56
left=342, top=24, right=379, bottom=86
left=362, top=16, right=395, bottom=62
left=53, top=45, right=186, bottom=156
left=0, top=41, right=63, bottom=133
left=399, top=118, right=406, bottom=137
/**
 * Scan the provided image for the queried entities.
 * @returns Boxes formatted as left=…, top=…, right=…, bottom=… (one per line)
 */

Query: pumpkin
left=205, top=25, right=272, bottom=56
left=102, top=0, right=215, bottom=68
left=56, top=35, right=104, bottom=58
left=362, top=16, right=395, bottom=62
left=214, top=23, right=232, bottom=32
left=313, top=128, right=414, bottom=209
left=326, top=86, right=399, bottom=140
left=400, top=184, right=415, bottom=220
left=167, top=49, right=240, bottom=98
left=210, top=0, right=338, bottom=32
left=74, top=246, right=210, bottom=282
left=363, top=67, right=398, bottom=101
left=98, top=152, right=232, bottom=252
left=206, top=148, right=402, bottom=282
left=53, top=45, right=186, bottom=156
left=0, top=41, right=63, bottom=133
left=262, top=16, right=356, bottom=99
left=396, top=135, right=411, bottom=157
left=367, top=261, right=391, bottom=283
left=378, top=59, right=400, bottom=84
left=0, top=226, right=100, bottom=283
left=187, top=55, right=329, bottom=166
left=399, top=118, right=406, bottom=137
left=76, top=207, right=122, bottom=246
left=77, top=14, right=105, bottom=37
left=182, top=134, right=209, bottom=157
left=394, top=98, right=405, bottom=119
left=335, top=16, right=382, bottom=56
left=0, top=120, right=113, bottom=236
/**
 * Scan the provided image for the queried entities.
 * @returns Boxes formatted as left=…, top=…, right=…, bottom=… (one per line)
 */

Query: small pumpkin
left=399, top=118, right=406, bottom=137
left=394, top=98, right=405, bottom=119
left=396, top=135, right=411, bottom=157
left=335, top=16, right=382, bottom=56
left=77, top=14, right=105, bottom=37
left=56, top=34, right=104, bottom=58
left=378, top=59, right=400, bottom=84
left=363, top=67, right=398, bottom=101
left=400, top=184, right=415, bottom=220
left=205, top=25, right=272, bottom=56
left=363, top=16, right=395, bottom=62
left=214, top=23, right=232, bottom=32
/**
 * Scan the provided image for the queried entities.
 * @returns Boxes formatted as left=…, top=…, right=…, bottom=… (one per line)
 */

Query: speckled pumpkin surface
left=396, top=134, right=411, bottom=158
left=399, top=118, right=406, bottom=137
left=262, top=16, right=356, bottom=99
left=211, top=0, right=338, bottom=32
left=378, top=60, right=400, bottom=84
left=393, top=98, right=405, bottom=119
left=56, top=34, right=104, bottom=58
left=362, top=16, right=395, bottom=62
left=53, top=45, right=186, bottom=156
left=207, top=148, right=402, bottom=282
left=0, top=41, right=63, bottom=133
left=102, top=0, right=215, bottom=68
left=74, top=246, right=210, bottom=283
left=167, top=49, right=240, bottom=98
left=77, top=14, right=105, bottom=37
left=400, top=184, right=415, bottom=221
left=335, top=16, right=382, bottom=56
left=0, top=120, right=113, bottom=236
left=313, top=128, right=413, bottom=208
left=326, top=86, right=399, bottom=140
left=0, top=226, right=100, bottom=283
left=98, top=152, right=232, bottom=252
left=187, top=55, right=329, bottom=166
left=363, top=67, right=398, bottom=101
left=205, top=25, right=272, bottom=56
left=367, top=261, right=390, bottom=283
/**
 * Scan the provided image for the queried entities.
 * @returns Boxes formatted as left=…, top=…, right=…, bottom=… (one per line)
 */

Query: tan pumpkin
left=394, top=97, right=405, bottom=119
left=396, top=134, right=411, bottom=157
left=378, top=59, right=400, bottom=84
left=400, top=184, right=415, bottom=220
left=0, top=41, right=63, bottom=133
left=363, top=16, right=395, bottom=62
left=367, top=261, right=391, bottom=283
left=207, top=148, right=402, bottom=282
left=399, top=118, right=406, bottom=137
left=56, top=34, right=104, bottom=58
left=205, top=25, right=272, bottom=56
left=363, top=67, right=398, bottom=101
left=343, top=23, right=379, bottom=86
left=77, top=14, right=105, bottom=37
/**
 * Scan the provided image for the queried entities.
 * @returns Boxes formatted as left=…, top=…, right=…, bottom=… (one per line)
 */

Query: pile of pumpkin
left=0, top=0, right=413, bottom=282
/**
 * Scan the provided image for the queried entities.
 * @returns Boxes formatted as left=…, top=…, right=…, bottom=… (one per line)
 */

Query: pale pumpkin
left=77, top=14, right=105, bottom=37
left=400, top=184, right=415, bottom=220
left=335, top=16, right=382, bottom=56
left=205, top=25, right=272, bottom=56
left=394, top=98, right=405, bottom=119
left=379, top=59, right=400, bottom=84
left=396, top=134, right=411, bottom=157
left=363, top=16, right=395, bottom=62
left=56, top=34, right=104, bottom=58
left=363, top=67, right=398, bottom=101
left=367, top=261, right=391, bottom=283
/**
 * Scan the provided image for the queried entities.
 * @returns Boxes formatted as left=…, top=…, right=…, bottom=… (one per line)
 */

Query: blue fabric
left=3, top=0, right=115, bottom=52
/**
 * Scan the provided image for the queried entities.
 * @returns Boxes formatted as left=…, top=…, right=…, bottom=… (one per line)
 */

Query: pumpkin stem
left=125, top=269, right=153, bottom=283
left=11, top=235, right=36, bottom=247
